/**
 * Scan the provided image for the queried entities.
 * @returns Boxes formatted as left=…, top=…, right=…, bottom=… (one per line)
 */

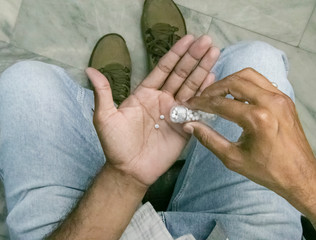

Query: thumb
left=183, top=121, right=234, bottom=159
left=86, top=67, right=116, bottom=118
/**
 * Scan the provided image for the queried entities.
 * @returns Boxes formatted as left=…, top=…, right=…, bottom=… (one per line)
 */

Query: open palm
left=87, top=35, right=219, bottom=186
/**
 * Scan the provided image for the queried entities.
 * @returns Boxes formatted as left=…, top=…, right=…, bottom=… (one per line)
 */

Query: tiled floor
left=0, top=0, right=315, bottom=238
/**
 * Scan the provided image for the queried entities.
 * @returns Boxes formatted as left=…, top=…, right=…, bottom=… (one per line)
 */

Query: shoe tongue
left=146, top=23, right=181, bottom=64
left=98, top=63, right=130, bottom=105
left=99, top=63, right=125, bottom=84
left=150, top=23, right=178, bottom=39
left=150, top=23, right=180, bottom=43
left=101, top=63, right=129, bottom=72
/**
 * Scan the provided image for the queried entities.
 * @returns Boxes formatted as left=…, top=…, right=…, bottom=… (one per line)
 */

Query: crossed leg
left=164, top=41, right=302, bottom=240
left=0, top=61, right=103, bottom=239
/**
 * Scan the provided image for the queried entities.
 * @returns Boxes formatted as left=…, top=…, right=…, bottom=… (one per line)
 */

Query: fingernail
left=183, top=124, right=194, bottom=134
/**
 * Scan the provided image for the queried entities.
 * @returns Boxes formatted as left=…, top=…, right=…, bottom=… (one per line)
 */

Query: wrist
left=282, top=157, right=316, bottom=222
left=103, top=163, right=149, bottom=197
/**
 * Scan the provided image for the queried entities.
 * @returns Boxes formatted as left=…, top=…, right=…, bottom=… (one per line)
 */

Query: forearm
left=288, top=189, right=316, bottom=230
left=292, top=192, right=316, bottom=229
left=46, top=164, right=148, bottom=240
left=280, top=156, right=316, bottom=229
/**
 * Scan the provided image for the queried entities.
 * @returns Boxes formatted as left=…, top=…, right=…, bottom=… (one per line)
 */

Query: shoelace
left=98, top=63, right=130, bottom=105
left=145, top=23, right=181, bottom=65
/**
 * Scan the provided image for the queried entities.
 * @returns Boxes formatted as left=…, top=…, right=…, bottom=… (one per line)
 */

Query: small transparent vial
left=169, top=105, right=216, bottom=123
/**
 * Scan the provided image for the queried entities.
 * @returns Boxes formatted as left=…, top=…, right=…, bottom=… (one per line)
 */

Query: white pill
left=272, top=82, right=278, bottom=88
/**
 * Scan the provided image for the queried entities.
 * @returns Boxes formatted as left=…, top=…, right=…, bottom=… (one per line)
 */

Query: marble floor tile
left=177, top=5, right=212, bottom=37
left=175, top=0, right=315, bottom=46
left=208, top=19, right=316, bottom=153
left=11, top=0, right=100, bottom=70
left=0, top=0, right=22, bottom=43
left=300, top=7, right=316, bottom=53
left=0, top=41, right=90, bottom=88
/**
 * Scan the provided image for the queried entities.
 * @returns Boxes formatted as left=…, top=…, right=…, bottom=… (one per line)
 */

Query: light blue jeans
left=0, top=41, right=302, bottom=240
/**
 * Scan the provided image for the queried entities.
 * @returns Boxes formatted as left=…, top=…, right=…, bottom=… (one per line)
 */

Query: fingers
left=187, top=95, right=254, bottom=127
left=140, top=35, right=195, bottom=89
left=200, top=74, right=272, bottom=105
left=235, top=68, right=280, bottom=94
left=233, top=68, right=295, bottom=117
left=185, top=71, right=277, bottom=127
left=196, top=72, right=215, bottom=96
left=175, top=47, right=220, bottom=102
left=86, top=68, right=117, bottom=118
left=183, top=121, right=239, bottom=163
left=161, top=35, right=214, bottom=95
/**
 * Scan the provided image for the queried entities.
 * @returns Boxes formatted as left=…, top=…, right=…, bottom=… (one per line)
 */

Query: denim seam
left=160, top=211, right=166, bottom=225
left=171, top=140, right=199, bottom=211
left=76, top=86, right=85, bottom=106
left=75, top=87, right=105, bottom=165
left=57, top=67, right=104, bottom=165
left=59, top=69, right=99, bottom=145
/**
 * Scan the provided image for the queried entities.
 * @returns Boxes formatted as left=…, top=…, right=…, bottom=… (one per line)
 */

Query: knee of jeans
left=219, top=41, right=294, bottom=100
left=1, top=60, right=65, bottom=92
left=223, top=41, right=288, bottom=72
left=0, top=60, right=74, bottom=108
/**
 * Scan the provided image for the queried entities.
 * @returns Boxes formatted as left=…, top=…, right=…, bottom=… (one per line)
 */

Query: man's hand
left=47, top=35, right=220, bottom=240
left=86, top=35, right=220, bottom=187
left=184, top=68, right=316, bottom=225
